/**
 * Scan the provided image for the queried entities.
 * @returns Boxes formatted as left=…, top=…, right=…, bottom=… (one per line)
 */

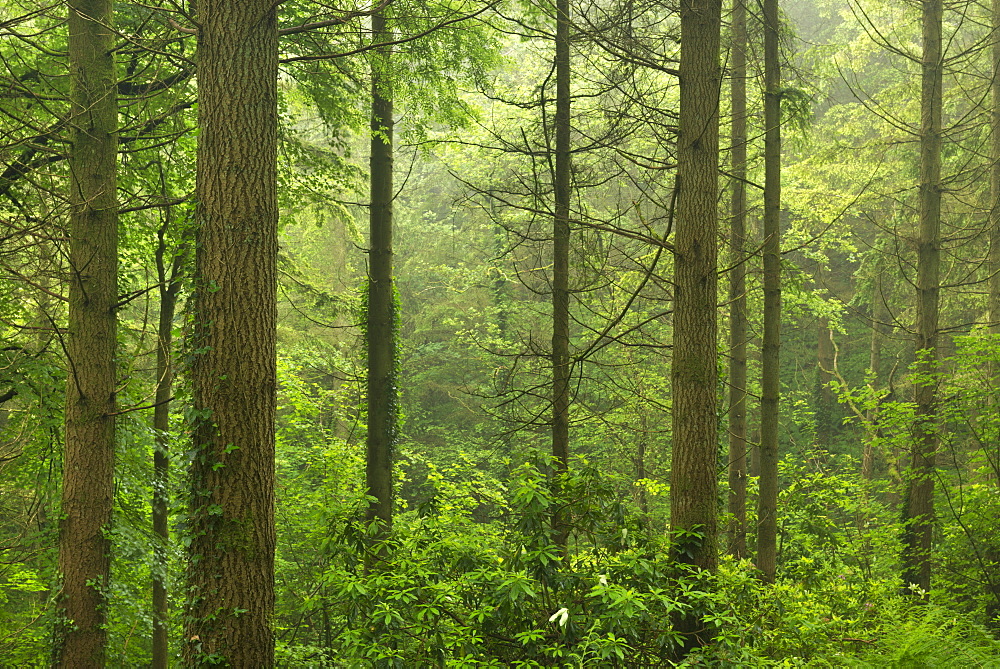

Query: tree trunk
left=816, top=317, right=835, bottom=448
left=184, top=0, right=278, bottom=664
left=757, top=0, right=782, bottom=585
left=56, top=1, right=118, bottom=664
left=992, top=0, right=1000, bottom=333
left=988, top=0, right=1000, bottom=619
left=864, top=269, right=890, bottom=481
left=903, top=0, right=942, bottom=598
left=636, top=411, right=650, bottom=518
left=671, top=0, right=721, bottom=574
left=552, top=0, right=572, bottom=552
left=727, top=0, right=748, bottom=561
left=152, top=213, right=181, bottom=669
left=366, top=9, right=396, bottom=537
left=671, top=0, right=722, bottom=653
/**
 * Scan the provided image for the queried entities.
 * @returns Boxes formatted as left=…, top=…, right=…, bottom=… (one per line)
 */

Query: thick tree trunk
left=757, top=0, right=782, bottom=585
left=671, top=0, right=721, bottom=574
left=366, top=10, right=396, bottom=537
left=185, top=0, right=278, bottom=664
left=903, top=0, right=942, bottom=598
left=552, top=0, right=572, bottom=552
left=56, top=1, right=118, bottom=664
left=671, top=0, right=722, bottom=652
left=152, top=218, right=180, bottom=669
left=727, top=0, right=748, bottom=561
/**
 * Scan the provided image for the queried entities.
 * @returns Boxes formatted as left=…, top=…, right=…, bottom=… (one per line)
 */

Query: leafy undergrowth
left=274, top=460, right=1000, bottom=667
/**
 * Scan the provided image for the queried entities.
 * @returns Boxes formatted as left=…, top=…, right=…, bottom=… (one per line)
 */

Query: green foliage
left=306, top=461, right=700, bottom=666
left=854, top=604, right=1000, bottom=668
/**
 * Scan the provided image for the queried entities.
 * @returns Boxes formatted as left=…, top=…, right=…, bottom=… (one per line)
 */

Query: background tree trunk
left=56, top=1, right=118, bottom=664
left=903, top=0, right=942, bottom=597
left=184, top=0, right=278, bottom=663
left=865, top=267, right=891, bottom=481
left=727, top=0, right=749, bottom=561
left=816, top=316, right=834, bottom=446
left=366, top=9, right=396, bottom=537
left=152, top=210, right=181, bottom=669
left=991, top=0, right=1000, bottom=333
left=757, top=0, right=782, bottom=585
left=552, top=0, right=572, bottom=552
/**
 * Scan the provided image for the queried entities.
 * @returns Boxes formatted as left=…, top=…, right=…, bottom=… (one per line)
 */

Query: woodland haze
left=1, top=0, right=999, bottom=665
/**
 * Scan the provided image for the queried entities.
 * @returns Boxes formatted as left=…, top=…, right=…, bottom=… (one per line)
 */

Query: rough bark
left=903, top=0, right=942, bottom=598
left=184, top=0, right=278, bottom=663
left=727, top=0, right=748, bottom=561
left=56, top=1, right=119, bottom=665
left=757, top=0, right=782, bottom=585
left=552, top=0, right=572, bottom=551
left=366, top=9, right=396, bottom=536
left=670, top=0, right=721, bottom=575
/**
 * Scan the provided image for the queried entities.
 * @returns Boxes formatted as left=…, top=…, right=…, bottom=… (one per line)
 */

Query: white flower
left=549, top=607, right=569, bottom=627
left=598, top=574, right=608, bottom=586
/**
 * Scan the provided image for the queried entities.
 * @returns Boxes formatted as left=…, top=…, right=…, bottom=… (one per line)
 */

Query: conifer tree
left=757, top=0, right=782, bottom=584
left=670, top=0, right=722, bottom=580
left=56, top=0, right=119, bottom=663
left=185, top=0, right=279, bottom=662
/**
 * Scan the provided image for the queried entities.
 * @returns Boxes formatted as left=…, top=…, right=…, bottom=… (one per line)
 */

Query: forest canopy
left=1, top=0, right=1000, bottom=665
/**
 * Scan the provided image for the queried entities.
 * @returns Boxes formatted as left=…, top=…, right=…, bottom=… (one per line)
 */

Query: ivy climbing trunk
left=727, top=0, right=748, bottom=561
left=670, top=0, right=721, bottom=582
left=56, top=1, right=118, bottom=664
left=366, top=9, right=396, bottom=537
left=185, top=0, right=278, bottom=664
left=757, top=0, right=782, bottom=585
left=903, top=0, right=942, bottom=598
left=551, top=0, right=572, bottom=552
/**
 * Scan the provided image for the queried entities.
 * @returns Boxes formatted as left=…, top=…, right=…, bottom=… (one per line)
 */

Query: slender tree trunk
left=864, top=269, right=890, bottom=481
left=552, top=0, right=572, bottom=552
left=56, top=1, right=118, bottom=664
left=727, top=0, right=748, bottom=561
left=152, top=214, right=181, bottom=669
left=816, top=316, right=835, bottom=447
left=185, top=0, right=278, bottom=663
left=757, top=0, right=782, bottom=585
left=992, top=0, right=1000, bottom=333
left=988, top=2, right=1000, bottom=619
left=636, top=411, right=649, bottom=518
left=671, top=0, right=721, bottom=574
left=903, top=0, right=942, bottom=598
left=493, top=217, right=509, bottom=339
left=366, top=9, right=396, bottom=537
